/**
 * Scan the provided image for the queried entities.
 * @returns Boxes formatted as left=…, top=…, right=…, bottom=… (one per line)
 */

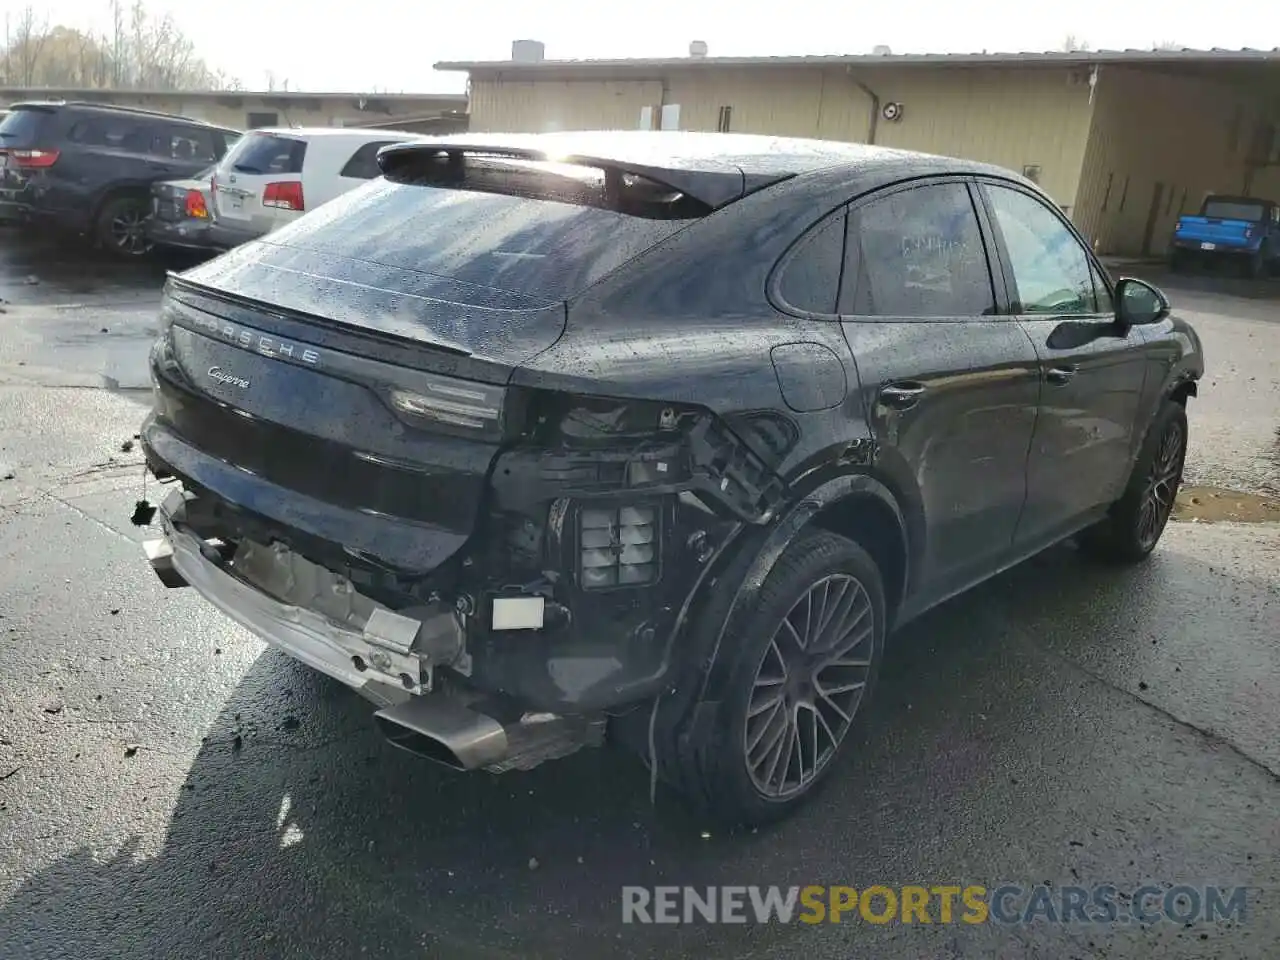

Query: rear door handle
left=879, top=382, right=927, bottom=410
left=1046, top=365, right=1078, bottom=385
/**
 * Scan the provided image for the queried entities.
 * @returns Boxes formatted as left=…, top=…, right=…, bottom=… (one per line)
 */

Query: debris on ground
left=1, top=767, right=21, bottom=781
left=1174, top=486, right=1279, bottom=523
left=120, top=439, right=134, bottom=453
left=1, top=464, right=13, bottom=481
left=232, top=734, right=243, bottom=751
left=110, top=608, right=120, bottom=616
left=100, top=327, right=109, bottom=334
left=124, top=744, right=140, bottom=758
left=528, top=857, right=539, bottom=870
left=23, top=274, right=38, bottom=285
left=41, top=700, right=64, bottom=715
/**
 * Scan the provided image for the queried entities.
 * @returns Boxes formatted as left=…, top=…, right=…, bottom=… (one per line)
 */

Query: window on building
left=717, top=106, right=733, bottom=133
left=775, top=210, right=846, bottom=315
left=339, top=140, right=397, bottom=179
left=985, top=184, right=1101, bottom=316
left=844, top=182, right=996, bottom=318
left=246, top=111, right=279, bottom=130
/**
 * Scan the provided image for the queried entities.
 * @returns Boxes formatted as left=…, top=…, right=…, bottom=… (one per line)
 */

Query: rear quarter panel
left=517, top=171, right=873, bottom=490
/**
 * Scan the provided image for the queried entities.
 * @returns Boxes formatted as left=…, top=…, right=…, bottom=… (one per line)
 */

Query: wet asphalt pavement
left=0, top=232, right=1277, bottom=959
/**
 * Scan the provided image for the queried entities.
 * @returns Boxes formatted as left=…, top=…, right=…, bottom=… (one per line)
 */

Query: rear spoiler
left=376, top=139, right=791, bottom=210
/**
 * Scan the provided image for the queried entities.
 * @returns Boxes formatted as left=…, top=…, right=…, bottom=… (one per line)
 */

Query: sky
left=1, top=0, right=1276, bottom=94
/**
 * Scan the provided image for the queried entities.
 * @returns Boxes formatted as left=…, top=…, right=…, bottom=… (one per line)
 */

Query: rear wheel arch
left=91, top=183, right=151, bottom=224
left=1169, top=378, right=1197, bottom=407
left=686, top=472, right=910, bottom=703
left=809, top=492, right=908, bottom=621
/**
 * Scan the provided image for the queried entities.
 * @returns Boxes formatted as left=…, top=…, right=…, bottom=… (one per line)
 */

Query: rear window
left=1202, top=199, right=1266, bottom=222
left=0, top=107, right=52, bottom=147
left=258, top=158, right=701, bottom=302
left=222, top=132, right=306, bottom=175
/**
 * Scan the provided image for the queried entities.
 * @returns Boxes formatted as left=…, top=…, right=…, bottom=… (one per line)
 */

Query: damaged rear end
left=140, top=137, right=790, bottom=773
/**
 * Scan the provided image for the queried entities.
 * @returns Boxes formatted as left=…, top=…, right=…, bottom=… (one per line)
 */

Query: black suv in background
left=0, top=101, right=240, bottom=256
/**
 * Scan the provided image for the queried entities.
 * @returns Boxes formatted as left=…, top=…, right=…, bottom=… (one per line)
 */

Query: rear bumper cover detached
left=147, top=486, right=440, bottom=708
left=144, top=487, right=606, bottom=772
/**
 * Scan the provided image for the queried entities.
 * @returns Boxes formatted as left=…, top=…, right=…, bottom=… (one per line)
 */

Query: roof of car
left=249, top=126, right=420, bottom=139
left=8, top=99, right=239, bottom=133
left=380, top=130, right=1024, bottom=208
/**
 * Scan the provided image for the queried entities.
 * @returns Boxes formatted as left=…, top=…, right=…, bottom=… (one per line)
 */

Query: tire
left=1078, top=399, right=1188, bottom=563
left=661, top=529, right=886, bottom=827
left=95, top=195, right=153, bottom=258
left=1247, top=243, right=1268, bottom=279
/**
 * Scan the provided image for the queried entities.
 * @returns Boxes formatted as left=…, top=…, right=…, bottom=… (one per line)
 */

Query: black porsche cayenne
left=138, top=131, right=1203, bottom=826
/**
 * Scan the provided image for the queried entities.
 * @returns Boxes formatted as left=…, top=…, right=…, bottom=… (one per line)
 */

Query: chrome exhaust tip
left=374, top=697, right=509, bottom=771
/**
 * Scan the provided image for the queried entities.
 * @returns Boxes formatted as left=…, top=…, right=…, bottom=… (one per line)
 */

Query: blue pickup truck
left=1169, top=195, right=1280, bottom=277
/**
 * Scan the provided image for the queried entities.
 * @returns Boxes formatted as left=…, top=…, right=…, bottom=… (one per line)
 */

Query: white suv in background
left=208, top=127, right=418, bottom=247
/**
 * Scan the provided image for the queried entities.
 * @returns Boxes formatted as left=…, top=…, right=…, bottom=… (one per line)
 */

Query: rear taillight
left=8, top=148, right=59, bottom=169
left=388, top=384, right=502, bottom=432
left=184, top=189, right=208, bottom=219
left=262, top=181, right=304, bottom=211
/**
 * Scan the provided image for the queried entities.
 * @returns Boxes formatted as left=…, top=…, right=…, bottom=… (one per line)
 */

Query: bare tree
left=0, top=0, right=233, bottom=91
left=6, top=6, right=51, bottom=86
left=1153, top=40, right=1183, bottom=51
left=1062, top=34, right=1091, bottom=53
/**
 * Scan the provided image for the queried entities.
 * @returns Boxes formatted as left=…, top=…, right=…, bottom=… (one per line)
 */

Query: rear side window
left=339, top=141, right=397, bottom=180
left=151, top=127, right=218, bottom=164
left=776, top=211, right=846, bottom=315
left=844, top=182, right=995, bottom=318
left=67, top=116, right=150, bottom=151
left=0, top=107, right=52, bottom=146
left=223, top=132, right=306, bottom=175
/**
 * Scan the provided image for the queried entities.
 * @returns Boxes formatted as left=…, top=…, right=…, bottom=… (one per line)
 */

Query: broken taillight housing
left=579, top=504, right=659, bottom=589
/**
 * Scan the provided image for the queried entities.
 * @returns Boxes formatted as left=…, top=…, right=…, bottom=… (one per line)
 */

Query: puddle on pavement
left=1173, top=485, right=1280, bottom=523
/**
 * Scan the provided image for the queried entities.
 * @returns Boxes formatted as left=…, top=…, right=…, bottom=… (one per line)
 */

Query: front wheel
left=95, top=195, right=153, bottom=258
left=1078, top=399, right=1187, bottom=563
left=665, top=530, right=886, bottom=827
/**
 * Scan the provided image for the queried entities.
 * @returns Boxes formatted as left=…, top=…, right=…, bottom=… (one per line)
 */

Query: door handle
left=1045, top=365, right=1078, bottom=385
left=879, top=382, right=927, bottom=410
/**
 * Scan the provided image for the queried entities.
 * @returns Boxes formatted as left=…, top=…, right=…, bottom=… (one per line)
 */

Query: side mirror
left=1114, top=277, right=1170, bottom=332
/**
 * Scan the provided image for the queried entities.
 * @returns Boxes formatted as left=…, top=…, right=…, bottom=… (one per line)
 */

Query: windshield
left=1202, top=199, right=1267, bottom=222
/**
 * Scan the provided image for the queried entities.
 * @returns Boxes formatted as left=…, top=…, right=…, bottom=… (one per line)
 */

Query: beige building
left=1, top=87, right=468, bottom=135
left=437, top=47, right=1280, bottom=256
